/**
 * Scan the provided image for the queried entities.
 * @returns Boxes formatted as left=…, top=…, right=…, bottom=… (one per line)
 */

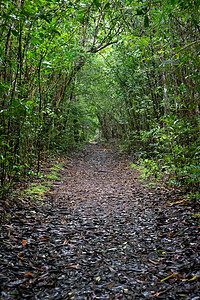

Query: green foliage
left=23, top=161, right=64, bottom=200
left=51, top=164, right=64, bottom=172
left=140, top=159, right=162, bottom=179
left=130, top=162, right=149, bottom=180
left=1, top=0, right=123, bottom=194
left=190, top=191, right=200, bottom=202
left=157, top=115, right=199, bottom=189
left=46, top=172, right=61, bottom=180
left=25, top=184, right=50, bottom=201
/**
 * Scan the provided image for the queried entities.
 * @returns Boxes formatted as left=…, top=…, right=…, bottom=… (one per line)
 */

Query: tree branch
left=177, top=40, right=200, bottom=53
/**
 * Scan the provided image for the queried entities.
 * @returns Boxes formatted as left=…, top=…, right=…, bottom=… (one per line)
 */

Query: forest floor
left=0, top=143, right=199, bottom=300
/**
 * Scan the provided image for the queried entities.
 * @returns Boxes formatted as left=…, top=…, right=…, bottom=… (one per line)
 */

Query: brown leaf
left=18, top=256, right=26, bottom=261
left=149, top=259, right=159, bottom=265
left=136, top=279, right=147, bottom=284
left=150, top=292, right=160, bottom=298
left=39, top=273, right=49, bottom=279
left=107, top=282, right=115, bottom=288
left=68, top=243, right=75, bottom=247
left=22, top=240, right=28, bottom=246
left=66, top=265, right=79, bottom=269
left=24, top=272, right=35, bottom=277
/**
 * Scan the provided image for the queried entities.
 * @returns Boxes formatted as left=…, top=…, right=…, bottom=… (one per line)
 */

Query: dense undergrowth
left=0, top=0, right=199, bottom=200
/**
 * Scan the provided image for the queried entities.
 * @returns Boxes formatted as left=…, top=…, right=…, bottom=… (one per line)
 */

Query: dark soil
left=0, top=144, right=199, bottom=299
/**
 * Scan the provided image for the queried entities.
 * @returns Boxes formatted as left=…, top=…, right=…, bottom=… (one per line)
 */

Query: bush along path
left=0, top=144, right=199, bottom=300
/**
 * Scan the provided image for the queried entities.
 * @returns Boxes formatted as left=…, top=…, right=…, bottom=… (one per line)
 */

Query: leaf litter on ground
left=0, top=144, right=199, bottom=299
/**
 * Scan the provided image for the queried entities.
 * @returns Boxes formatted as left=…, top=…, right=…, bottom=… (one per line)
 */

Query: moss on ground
left=20, top=161, right=64, bottom=203
left=51, top=163, right=64, bottom=171
left=46, top=171, right=61, bottom=180
left=24, top=184, right=50, bottom=202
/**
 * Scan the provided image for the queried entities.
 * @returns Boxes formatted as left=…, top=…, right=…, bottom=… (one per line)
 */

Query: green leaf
left=136, top=9, right=143, bottom=15
left=170, top=0, right=175, bottom=5
left=94, top=0, right=101, bottom=8
left=39, top=32, right=45, bottom=38
left=40, top=14, right=51, bottom=23
left=104, top=3, right=110, bottom=10
left=144, top=15, right=149, bottom=27
left=11, top=30, right=19, bottom=37
left=52, top=29, right=60, bottom=36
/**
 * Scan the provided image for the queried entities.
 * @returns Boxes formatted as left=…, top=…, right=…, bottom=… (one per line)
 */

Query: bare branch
left=90, top=40, right=118, bottom=53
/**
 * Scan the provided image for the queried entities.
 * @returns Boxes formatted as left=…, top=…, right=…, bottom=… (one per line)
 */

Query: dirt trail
left=0, top=144, right=199, bottom=299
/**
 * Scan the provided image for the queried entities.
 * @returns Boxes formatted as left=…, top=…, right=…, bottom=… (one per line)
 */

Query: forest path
left=0, top=144, right=199, bottom=299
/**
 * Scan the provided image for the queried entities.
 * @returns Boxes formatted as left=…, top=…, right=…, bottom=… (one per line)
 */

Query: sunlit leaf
left=96, top=276, right=101, bottom=281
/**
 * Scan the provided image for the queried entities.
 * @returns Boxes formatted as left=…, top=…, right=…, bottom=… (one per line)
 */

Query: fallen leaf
left=188, top=274, right=197, bottom=281
left=39, top=273, right=49, bottom=279
left=96, top=276, right=101, bottom=282
left=22, top=240, right=28, bottom=246
left=7, top=279, right=26, bottom=287
left=161, top=273, right=177, bottom=282
left=149, top=259, right=159, bottom=265
left=24, top=272, right=35, bottom=277
left=107, top=282, right=115, bottom=288
left=109, top=266, right=117, bottom=273
left=66, top=265, right=79, bottom=269
left=182, top=274, right=198, bottom=282
left=136, top=279, right=147, bottom=284
left=168, top=199, right=189, bottom=205
left=18, top=256, right=26, bottom=261
left=150, top=292, right=160, bottom=298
